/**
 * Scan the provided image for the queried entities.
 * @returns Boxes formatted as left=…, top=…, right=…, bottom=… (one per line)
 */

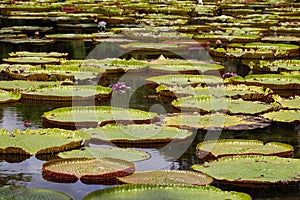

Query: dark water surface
left=0, top=40, right=300, bottom=200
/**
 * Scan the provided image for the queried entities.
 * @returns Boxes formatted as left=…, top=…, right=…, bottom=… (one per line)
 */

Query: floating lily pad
left=81, top=58, right=148, bottom=74
left=192, top=155, right=300, bottom=188
left=117, top=170, right=213, bottom=185
left=84, top=124, right=193, bottom=144
left=20, top=85, right=112, bottom=101
left=228, top=74, right=300, bottom=90
left=194, top=33, right=260, bottom=44
left=58, top=147, right=150, bottom=162
left=196, top=139, right=294, bottom=160
left=162, top=113, right=271, bottom=131
left=0, top=187, right=72, bottom=200
left=42, top=106, right=159, bottom=129
left=146, top=74, right=223, bottom=89
left=9, top=51, right=68, bottom=58
left=0, top=80, right=67, bottom=92
left=0, top=38, right=54, bottom=45
left=42, top=157, right=135, bottom=184
left=0, top=89, right=21, bottom=103
left=156, top=84, right=273, bottom=101
left=262, top=110, right=300, bottom=124
left=119, top=42, right=189, bottom=54
left=45, top=33, right=95, bottom=41
left=148, top=61, right=224, bottom=75
left=248, top=60, right=300, bottom=73
left=277, top=96, right=300, bottom=109
left=0, top=128, right=89, bottom=155
left=83, top=184, right=251, bottom=200
left=2, top=57, right=60, bottom=65
left=1, top=64, right=106, bottom=82
left=172, top=96, right=278, bottom=115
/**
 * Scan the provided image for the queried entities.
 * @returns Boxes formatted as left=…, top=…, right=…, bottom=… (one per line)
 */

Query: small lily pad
left=42, top=157, right=135, bottom=184
left=196, top=139, right=294, bottom=160
left=192, top=155, right=300, bottom=188
left=42, top=106, right=159, bottom=129
left=58, top=147, right=150, bottom=162
left=83, top=184, right=251, bottom=200
left=0, top=128, right=89, bottom=155
left=9, top=51, right=68, bottom=58
left=2, top=57, right=60, bottom=65
left=0, top=187, right=72, bottom=200
left=117, top=170, right=213, bottom=186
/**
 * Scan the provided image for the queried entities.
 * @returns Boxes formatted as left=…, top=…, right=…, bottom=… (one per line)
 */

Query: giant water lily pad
left=117, top=170, right=213, bottom=185
left=148, top=61, right=224, bottom=75
left=1, top=64, right=105, bottom=82
left=0, top=128, right=89, bottom=155
left=81, top=58, right=148, bottom=74
left=162, top=113, right=271, bottom=131
left=2, top=57, right=60, bottom=65
left=84, top=124, right=193, bottom=144
left=192, top=155, right=300, bottom=188
left=21, top=85, right=112, bottom=101
left=146, top=74, right=223, bottom=89
left=0, top=187, right=72, bottom=200
left=58, top=147, right=150, bottom=162
left=229, top=74, right=300, bottom=90
left=276, top=96, right=300, bottom=109
left=42, top=157, right=135, bottom=184
left=45, top=33, right=95, bottom=41
left=156, top=84, right=273, bottom=101
left=42, top=106, right=159, bottom=129
left=83, top=184, right=251, bottom=200
left=0, top=80, right=67, bottom=91
left=196, top=139, right=294, bottom=160
left=0, top=89, right=21, bottom=103
left=248, top=60, right=300, bottom=73
left=9, top=51, right=68, bottom=58
left=0, top=38, right=54, bottom=45
left=172, top=96, right=278, bottom=115
left=262, top=110, right=300, bottom=124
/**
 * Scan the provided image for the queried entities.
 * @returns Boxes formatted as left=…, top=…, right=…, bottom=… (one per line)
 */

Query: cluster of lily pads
left=0, top=0, right=300, bottom=199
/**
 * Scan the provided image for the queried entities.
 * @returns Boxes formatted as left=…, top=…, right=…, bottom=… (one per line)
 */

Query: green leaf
left=192, top=155, right=300, bottom=187
left=262, top=110, right=300, bottom=123
left=42, top=158, right=135, bottom=184
left=0, top=89, right=21, bottom=103
left=84, top=124, right=193, bottom=143
left=196, top=139, right=294, bottom=159
left=163, top=113, right=271, bottom=130
left=21, top=85, right=112, bottom=101
left=0, top=187, right=72, bottom=200
left=58, top=147, right=150, bottom=162
left=42, top=106, right=159, bottom=129
left=172, top=96, right=278, bottom=115
left=83, top=184, right=251, bottom=200
left=118, top=170, right=213, bottom=185
left=0, top=128, right=89, bottom=155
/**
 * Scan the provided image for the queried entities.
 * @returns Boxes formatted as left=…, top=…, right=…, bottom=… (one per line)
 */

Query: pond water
left=0, top=39, right=300, bottom=200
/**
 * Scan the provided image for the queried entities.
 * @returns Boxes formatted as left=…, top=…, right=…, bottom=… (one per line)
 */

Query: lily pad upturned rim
left=196, top=139, right=294, bottom=160
left=117, top=170, right=213, bottom=186
left=0, top=187, right=72, bottom=200
left=192, top=155, right=300, bottom=188
left=42, top=157, right=135, bottom=184
left=57, top=147, right=151, bottom=162
left=83, top=184, right=251, bottom=200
